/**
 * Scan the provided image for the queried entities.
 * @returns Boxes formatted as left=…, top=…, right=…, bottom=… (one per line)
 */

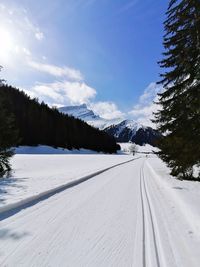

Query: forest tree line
left=0, top=83, right=120, bottom=172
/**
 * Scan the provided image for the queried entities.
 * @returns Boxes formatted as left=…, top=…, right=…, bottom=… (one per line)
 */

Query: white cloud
left=91, top=101, right=124, bottom=120
left=0, top=5, right=80, bottom=83
left=35, top=31, right=44, bottom=41
left=0, top=4, right=45, bottom=42
left=25, top=80, right=96, bottom=106
left=22, top=47, right=31, bottom=56
left=24, top=16, right=45, bottom=41
left=63, top=82, right=96, bottom=104
left=28, top=61, right=84, bottom=81
left=129, top=82, right=163, bottom=127
left=0, top=3, right=45, bottom=67
left=33, top=84, right=64, bottom=103
left=139, top=82, right=162, bottom=104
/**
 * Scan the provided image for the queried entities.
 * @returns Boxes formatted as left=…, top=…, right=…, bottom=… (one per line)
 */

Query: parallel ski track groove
left=140, top=159, right=161, bottom=267
left=140, top=166, right=146, bottom=267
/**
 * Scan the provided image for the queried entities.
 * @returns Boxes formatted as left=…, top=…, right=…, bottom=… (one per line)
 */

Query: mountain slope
left=59, top=104, right=121, bottom=130
left=104, top=120, right=161, bottom=146
left=59, top=104, right=161, bottom=146
left=59, top=104, right=99, bottom=121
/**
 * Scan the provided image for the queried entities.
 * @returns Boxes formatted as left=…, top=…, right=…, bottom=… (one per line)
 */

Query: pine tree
left=0, top=69, right=19, bottom=174
left=154, top=0, right=200, bottom=179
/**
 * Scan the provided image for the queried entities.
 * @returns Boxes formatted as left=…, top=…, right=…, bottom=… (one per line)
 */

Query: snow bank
left=147, top=156, right=200, bottom=237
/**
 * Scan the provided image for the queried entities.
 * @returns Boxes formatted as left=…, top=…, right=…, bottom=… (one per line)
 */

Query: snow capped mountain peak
left=59, top=104, right=122, bottom=129
left=116, top=119, right=146, bottom=131
left=58, top=104, right=161, bottom=146
left=59, top=104, right=99, bottom=121
left=105, top=119, right=145, bottom=140
left=58, top=104, right=146, bottom=132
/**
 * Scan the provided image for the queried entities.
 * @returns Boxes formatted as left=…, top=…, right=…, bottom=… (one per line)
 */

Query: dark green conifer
left=154, top=0, right=200, bottom=179
left=0, top=68, right=19, bottom=173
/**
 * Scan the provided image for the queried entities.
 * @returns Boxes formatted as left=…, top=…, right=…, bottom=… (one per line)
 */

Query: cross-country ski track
left=0, top=156, right=199, bottom=267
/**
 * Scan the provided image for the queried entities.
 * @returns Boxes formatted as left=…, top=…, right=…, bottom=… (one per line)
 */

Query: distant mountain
left=59, top=104, right=99, bottom=121
left=59, top=104, right=121, bottom=130
left=104, top=120, right=161, bottom=146
left=59, top=104, right=161, bottom=146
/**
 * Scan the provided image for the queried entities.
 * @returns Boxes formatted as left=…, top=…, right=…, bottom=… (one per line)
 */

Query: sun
left=0, top=27, right=13, bottom=61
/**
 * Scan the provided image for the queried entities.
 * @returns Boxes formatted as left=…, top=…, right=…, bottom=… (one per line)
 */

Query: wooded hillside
left=0, top=85, right=120, bottom=153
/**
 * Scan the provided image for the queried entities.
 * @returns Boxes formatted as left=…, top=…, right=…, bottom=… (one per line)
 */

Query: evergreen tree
left=0, top=99, right=18, bottom=173
left=0, top=69, right=19, bottom=173
left=0, top=85, right=119, bottom=154
left=154, top=0, right=200, bottom=179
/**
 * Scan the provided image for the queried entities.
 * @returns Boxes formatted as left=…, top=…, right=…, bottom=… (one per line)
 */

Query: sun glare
left=0, top=27, right=13, bottom=61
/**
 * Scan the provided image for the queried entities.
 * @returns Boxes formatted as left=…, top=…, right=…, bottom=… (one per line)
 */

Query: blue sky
left=0, top=0, right=168, bottom=126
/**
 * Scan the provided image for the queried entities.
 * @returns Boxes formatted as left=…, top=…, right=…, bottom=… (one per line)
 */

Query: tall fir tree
left=0, top=68, right=19, bottom=174
left=154, top=0, right=200, bottom=179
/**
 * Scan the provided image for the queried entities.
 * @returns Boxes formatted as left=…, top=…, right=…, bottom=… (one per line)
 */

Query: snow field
left=0, top=148, right=200, bottom=266
left=0, top=153, right=133, bottom=209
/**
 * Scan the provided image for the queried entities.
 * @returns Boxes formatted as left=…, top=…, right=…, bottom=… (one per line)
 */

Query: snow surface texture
left=0, top=153, right=132, bottom=209
left=0, top=149, right=200, bottom=266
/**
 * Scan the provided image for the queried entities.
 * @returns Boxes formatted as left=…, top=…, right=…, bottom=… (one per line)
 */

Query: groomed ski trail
left=0, top=157, right=199, bottom=267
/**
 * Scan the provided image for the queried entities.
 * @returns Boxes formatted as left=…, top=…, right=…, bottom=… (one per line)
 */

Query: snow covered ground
left=119, top=142, right=159, bottom=154
left=0, top=146, right=200, bottom=266
left=0, top=147, right=133, bottom=210
left=148, top=156, right=200, bottom=236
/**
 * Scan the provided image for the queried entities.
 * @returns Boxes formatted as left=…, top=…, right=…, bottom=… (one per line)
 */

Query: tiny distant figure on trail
left=129, top=144, right=137, bottom=156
